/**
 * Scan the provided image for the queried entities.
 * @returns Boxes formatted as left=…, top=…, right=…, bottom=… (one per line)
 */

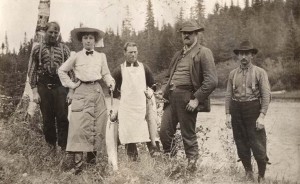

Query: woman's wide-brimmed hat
left=233, top=40, right=258, bottom=55
left=71, top=27, right=104, bottom=43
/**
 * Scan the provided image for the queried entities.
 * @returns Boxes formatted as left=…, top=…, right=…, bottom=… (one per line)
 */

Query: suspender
left=232, top=66, right=256, bottom=91
left=38, top=43, right=43, bottom=67
left=232, top=68, right=238, bottom=90
left=251, top=66, right=256, bottom=91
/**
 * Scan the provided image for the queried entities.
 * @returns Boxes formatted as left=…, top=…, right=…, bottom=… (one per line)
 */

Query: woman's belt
left=80, top=79, right=101, bottom=84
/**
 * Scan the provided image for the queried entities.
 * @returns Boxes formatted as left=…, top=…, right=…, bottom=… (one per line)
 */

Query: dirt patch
left=198, top=100, right=300, bottom=182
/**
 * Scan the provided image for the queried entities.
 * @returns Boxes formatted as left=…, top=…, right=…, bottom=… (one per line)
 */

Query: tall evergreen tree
left=253, top=0, right=263, bottom=13
left=173, top=7, right=185, bottom=51
left=213, top=2, right=221, bottom=14
left=121, top=5, right=133, bottom=41
left=178, top=7, right=184, bottom=23
left=143, top=0, right=159, bottom=70
left=1, top=43, right=4, bottom=55
left=293, top=0, right=300, bottom=24
left=245, top=0, right=250, bottom=8
left=284, top=11, right=300, bottom=61
left=5, top=31, right=9, bottom=54
left=190, top=0, right=205, bottom=25
left=156, top=23, right=175, bottom=70
left=145, top=0, right=155, bottom=41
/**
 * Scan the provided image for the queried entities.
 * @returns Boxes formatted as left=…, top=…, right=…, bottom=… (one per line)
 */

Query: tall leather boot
left=187, top=156, right=198, bottom=173
left=241, top=159, right=254, bottom=181
left=87, top=151, right=97, bottom=165
left=257, top=160, right=267, bottom=183
left=74, top=152, right=83, bottom=175
left=61, top=152, right=75, bottom=171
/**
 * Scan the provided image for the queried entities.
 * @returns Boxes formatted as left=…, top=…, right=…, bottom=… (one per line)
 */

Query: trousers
left=38, top=84, right=69, bottom=149
left=230, top=100, right=268, bottom=167
left=159, top=88, right=199, bottom=159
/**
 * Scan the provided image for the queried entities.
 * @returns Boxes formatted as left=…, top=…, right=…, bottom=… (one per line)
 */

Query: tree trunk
left=11, top=0, right=50, bottom=121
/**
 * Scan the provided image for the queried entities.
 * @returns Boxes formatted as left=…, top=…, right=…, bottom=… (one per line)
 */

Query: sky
left=0, top=0, right=242, bottom=52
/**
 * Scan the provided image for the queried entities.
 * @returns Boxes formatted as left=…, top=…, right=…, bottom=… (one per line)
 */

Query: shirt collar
left=44, top=41, right=60, bottom=47
left=126, top=61, right=139, bottom=67
left=83, top=48, right=95, bottom=52
left=238, top=63, right=253, bottom=73
left=183, top=38, right=198, bottom=54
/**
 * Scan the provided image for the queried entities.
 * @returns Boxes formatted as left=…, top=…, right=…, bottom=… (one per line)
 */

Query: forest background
left=1, top=0, right=300, bottom=118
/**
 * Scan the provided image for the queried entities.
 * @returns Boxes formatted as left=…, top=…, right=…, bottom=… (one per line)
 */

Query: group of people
left=28, top=20, right=271, bottom=182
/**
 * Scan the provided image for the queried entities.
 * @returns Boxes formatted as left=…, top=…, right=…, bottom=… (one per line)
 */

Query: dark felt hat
left=71, top=27, right=104, bottom=42
left=179, top=20, right=204, bottom=32
left=233, top=40, right=258, bottom=55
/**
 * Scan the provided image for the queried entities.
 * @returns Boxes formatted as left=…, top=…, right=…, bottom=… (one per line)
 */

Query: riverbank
left=210, top=89, right=300, bottom=102
left=0, top=99, right=299, bottom=183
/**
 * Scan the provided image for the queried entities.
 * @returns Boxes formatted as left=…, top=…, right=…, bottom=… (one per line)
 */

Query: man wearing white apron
left=111, top=42, right=159, bottom=161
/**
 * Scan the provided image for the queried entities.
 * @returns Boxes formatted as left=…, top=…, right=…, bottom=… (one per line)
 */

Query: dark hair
left=45, top=21, right=60, bottom=31
left=124, top=42, right=137, bottom=51
left=78, top=32, right=100, bottom=42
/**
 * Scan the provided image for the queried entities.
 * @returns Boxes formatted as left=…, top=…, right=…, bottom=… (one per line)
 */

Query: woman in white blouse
left=58, top=27, right=115, bottom=174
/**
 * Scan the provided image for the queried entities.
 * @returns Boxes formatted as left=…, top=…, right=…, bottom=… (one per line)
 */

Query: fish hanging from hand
left=144, top=87, right=160, bottom=148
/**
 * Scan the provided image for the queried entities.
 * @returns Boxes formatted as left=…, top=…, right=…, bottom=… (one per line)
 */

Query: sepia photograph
left=0, top=0, right=299, bottom=183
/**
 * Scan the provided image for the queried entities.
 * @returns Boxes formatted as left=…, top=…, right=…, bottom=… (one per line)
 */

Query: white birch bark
left=19, top=0, right=51, bottom=116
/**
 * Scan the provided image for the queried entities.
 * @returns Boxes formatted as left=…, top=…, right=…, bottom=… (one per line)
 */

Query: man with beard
left=225, top=40, right=271, bottom=182
left=159, top=20, right=218, bottom=172
left=28, top=21, right=74, bottom=152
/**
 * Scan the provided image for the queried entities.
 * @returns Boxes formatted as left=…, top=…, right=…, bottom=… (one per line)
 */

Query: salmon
left=106, top=118, right=118, bottom=171
left=145, top=87, right=159, bottom=148
left=106, top=90, right=118, bottom=171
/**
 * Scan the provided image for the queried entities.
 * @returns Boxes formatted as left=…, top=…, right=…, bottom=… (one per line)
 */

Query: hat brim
left=71, top=27, right=104, bottom=42
left=233, top=48, right=258, bottom=55
left=179, top=27, right=204, bottom=32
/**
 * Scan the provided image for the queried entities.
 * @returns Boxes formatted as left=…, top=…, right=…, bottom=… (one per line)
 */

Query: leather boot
left=257, top=160, right=267, bottom=182
left=186, top=157, right=197, bottom=173
left=126, top=143, right=139, bottom=161
left=74, top=152, right=83, bottom=175
left=241, top=159, right=253, bottom=172
left=245, top=171, right=254, bottom=181
left=87, top=151, right=97, bottom=165
left=241, top=159, right=254, bottom=181
left=61, top=152, right=75, bottom=171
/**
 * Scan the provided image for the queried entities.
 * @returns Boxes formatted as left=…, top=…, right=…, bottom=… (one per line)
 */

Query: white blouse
left=58, top=49, right=115, bottom=89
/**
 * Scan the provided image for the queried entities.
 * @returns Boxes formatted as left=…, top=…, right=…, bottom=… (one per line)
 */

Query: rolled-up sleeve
left=101, top=53, right=115, bottom=87
left=144, top=64, right=156, bottom=90
left=259, top=69, right=271, bottom=115
left=193, top=48, right=218, bottom=102
left=58, top=53, right=77, bottom=88
left=225, top=71, right=234, bottom=114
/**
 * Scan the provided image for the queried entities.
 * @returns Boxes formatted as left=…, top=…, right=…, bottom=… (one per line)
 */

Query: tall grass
left=0, top=97, right=298, bottom=184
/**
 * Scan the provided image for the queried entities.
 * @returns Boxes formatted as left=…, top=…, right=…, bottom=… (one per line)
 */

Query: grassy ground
left=0, top=97, right=299, bottom=184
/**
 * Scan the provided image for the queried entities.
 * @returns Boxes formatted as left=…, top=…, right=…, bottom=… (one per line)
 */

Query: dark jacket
left=112, top=62, right=155, bottom=98
left=163, top=43, right=218, bottom=112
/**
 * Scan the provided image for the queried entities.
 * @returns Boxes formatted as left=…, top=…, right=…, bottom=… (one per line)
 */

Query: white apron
left=118, top=62, right=150, bottom=144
